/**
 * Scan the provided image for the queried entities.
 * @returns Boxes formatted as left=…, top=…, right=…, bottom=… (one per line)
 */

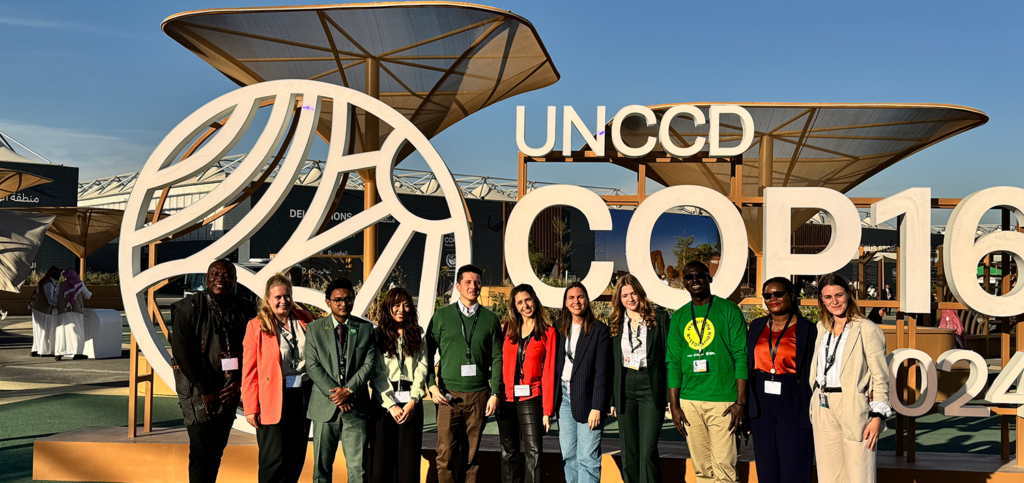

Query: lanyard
left=766, top=314, right=793, bottom=376
left=823, top=327, right=845, bottom=380
left=626, top=316, right=643, bottom=354
left=516, top=333, right=531, bottom=385
left=397, top=334, right=407, bottom=381
left=690, top=297, right=715, bottom=355
left=565, top=326, right=577, bottom=363
left=206, top=293, right=235, bottom=353
left=281, top=316, right=299, bottom=369
left=458, top=309, right=481, bottom=363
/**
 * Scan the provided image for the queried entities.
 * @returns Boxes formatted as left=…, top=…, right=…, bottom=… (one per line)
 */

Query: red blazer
left=242, top=308, right=312, bottom=425
left=502, top=326, right=556, bottom=416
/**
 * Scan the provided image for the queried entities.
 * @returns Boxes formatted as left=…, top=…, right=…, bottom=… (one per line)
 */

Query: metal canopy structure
left=606, top=103, right=989, bottom=254
left=162, top=2, right=559, bottom=149
left=0, top=168, right=52, bottom=199
left=163, top=2, right=559, bottom=279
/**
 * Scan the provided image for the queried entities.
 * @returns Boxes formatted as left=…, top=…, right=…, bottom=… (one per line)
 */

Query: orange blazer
left=242, top=308, right=312, bottom=425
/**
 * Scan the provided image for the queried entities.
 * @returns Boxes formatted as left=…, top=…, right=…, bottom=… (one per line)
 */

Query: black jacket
left=611, top=309, right=670, bottom=411
left=170, top=293, right=255, bottom=425
left=554, top=320, right=611, bottom=424
left=746, top=313, right=817, bottom=429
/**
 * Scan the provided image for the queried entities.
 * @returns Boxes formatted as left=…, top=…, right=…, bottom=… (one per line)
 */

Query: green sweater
left=426, top=303, right=503, bottom=394
left=666, top=295, right=748, bottom=402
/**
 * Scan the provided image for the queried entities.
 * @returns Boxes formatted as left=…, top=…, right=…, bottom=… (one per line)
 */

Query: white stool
left=82, top=309, right=123, bottom=359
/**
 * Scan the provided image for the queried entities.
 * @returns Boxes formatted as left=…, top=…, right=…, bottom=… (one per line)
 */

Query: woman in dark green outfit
left=609, top=274, right=670, bottom=483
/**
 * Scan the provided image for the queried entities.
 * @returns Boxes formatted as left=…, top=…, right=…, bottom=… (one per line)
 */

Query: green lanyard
left=690, top=297, right=715, bottom=356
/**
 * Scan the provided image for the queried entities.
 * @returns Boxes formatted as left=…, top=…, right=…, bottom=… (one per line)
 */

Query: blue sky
left=1, top=0, right=1021, bottom=205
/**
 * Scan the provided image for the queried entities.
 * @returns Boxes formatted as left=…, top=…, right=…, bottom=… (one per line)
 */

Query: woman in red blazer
left=497, top=284, right=556, bottom=483
left=242, top=273, right=313, bottom=483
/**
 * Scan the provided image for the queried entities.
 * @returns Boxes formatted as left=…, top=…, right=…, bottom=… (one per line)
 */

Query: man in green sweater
left=667, top=261, right=748, bottom=483
left=426, top=264, right=502, bottom=483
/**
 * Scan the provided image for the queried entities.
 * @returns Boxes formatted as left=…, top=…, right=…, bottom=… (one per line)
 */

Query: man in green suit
left=305, top=278, right=380, bottom=483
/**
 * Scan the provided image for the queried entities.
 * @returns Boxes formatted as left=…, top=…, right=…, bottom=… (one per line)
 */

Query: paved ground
left=0, top=307, right=1015, bottom=483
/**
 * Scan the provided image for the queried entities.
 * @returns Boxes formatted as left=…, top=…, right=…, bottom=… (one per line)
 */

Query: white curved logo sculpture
left=119, top=80, right=472, bottom=412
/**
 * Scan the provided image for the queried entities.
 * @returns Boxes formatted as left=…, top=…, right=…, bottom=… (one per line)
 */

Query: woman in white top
left=810, top=273, right=891, bottom=483
left=371, top=287, right=429, bottom=483
left=608, top=274, right=670, bottom=483
left=55, top=269, right=92, bottom=360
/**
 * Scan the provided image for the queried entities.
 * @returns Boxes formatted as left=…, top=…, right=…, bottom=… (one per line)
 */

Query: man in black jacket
left=171, top=260, right=255, bottom=483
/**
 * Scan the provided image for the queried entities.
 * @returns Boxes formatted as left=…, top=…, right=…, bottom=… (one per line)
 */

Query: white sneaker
left=0, top=309, right=7, bottom=321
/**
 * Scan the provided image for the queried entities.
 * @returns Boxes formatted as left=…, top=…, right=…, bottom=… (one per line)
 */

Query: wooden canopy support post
left=362, top=57, right=380, bottom=280
left=128, top=335, right=154, bottom=438
left=756, top=137, right=772, bottom=292
left=517, top=151, right=527, bottom=200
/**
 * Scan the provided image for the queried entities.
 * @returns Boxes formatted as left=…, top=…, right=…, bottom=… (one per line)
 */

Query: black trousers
left=496, top=396, right=544, bottom=483
left=750, top=372, right=814, bottom=483
left=256, top=383, right=313, bottom=483
left=185, top=415, right=236, bottom=483
left=371, top=401, right=425, bottom=483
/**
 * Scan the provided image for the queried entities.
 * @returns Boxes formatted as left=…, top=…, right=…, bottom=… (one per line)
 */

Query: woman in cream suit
left=809, top=273, right=891, bottom=483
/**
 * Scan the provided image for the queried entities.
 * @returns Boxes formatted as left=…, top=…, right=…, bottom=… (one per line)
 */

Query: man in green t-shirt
left=667, top=261, right=748, bottom=483
left=425, top=265, right=502, bottom=483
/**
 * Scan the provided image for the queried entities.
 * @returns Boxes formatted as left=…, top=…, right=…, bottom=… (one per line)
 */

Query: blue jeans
left=558, top=382, right=602, bottom=483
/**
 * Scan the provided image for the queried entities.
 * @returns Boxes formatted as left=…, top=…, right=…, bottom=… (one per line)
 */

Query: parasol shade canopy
left=608, top=103, right=988, bottom=254
left=0, top=210, right=56, bottom=292
left=0, top=168, right=53, bottom=200
left=163, top=2, right=559, bottom=157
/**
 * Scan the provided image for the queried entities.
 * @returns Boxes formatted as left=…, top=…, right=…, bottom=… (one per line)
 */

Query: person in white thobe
left=55, top=269, right=91, bottom=360
left=29, top=266, right=61, bottom=357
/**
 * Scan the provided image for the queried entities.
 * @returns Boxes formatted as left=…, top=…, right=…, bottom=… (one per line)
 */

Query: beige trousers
left=811, top=389, right=876, bottom=483
left=680, top=399, right=737, bottom=483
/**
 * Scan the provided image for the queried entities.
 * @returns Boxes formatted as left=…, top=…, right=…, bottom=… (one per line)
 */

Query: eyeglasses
left=762, top=291, right=789, bottom=300
left=683, top=272, right=709, bottom=282
left=329, top=297, right=353, bottom=304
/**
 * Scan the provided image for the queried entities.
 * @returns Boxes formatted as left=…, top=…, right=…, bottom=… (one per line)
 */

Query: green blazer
left=305, top=314, right=379, bottom=422
left=611, top=308, right=671, bottom=410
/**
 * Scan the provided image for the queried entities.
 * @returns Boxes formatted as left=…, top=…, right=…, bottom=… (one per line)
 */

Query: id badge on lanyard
left=691, top=298, right=713, bottom=374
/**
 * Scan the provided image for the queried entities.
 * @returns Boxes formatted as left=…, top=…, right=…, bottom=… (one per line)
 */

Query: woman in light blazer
left=810, top=273, right=891, bottom=483
left=608, top=274, right=669, bottom=483
left=242, top=273, right=314, bottom=483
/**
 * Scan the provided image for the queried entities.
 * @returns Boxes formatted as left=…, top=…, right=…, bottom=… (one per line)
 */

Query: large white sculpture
left=119, top=80, right=472, bottom=409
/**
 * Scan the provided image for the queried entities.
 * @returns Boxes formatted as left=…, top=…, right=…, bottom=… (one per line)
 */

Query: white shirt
left=457, top=299, right=479, bottom=317
left=561, top=323, right=582, bottom=383
left=816, top=323, right=891, bottom=416
left=621, top=315, right=647, bottom=369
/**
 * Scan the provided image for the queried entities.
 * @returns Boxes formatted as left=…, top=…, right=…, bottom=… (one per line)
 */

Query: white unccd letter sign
left=763, top=187, right=861, bottom=282
left=625, top=185, right=747, bottom=308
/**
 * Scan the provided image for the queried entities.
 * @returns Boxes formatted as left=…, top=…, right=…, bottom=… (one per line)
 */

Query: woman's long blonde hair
left=609, top=274, right=657, bottom=337
left=257, top=273, right=294, bottom=336
left=817, top=273, right=864, bottom=331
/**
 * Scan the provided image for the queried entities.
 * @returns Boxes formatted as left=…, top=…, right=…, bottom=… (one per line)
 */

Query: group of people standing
left=172, top=259, right=891, bottom=483
left=28, top=265, right=92, bottom=360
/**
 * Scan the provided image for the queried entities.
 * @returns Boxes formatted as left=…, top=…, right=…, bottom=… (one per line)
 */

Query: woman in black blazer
left=746, top=277, right=816, bottom=483
left=554, top=282, right=611, bottom=483
left=609, top=274, right=668, bottom=483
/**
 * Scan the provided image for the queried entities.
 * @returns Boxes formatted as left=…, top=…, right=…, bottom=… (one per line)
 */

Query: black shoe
left=30, top=351, right=39, bottom=357
left=72, top=354, right=88, bottom=360
left=54, top=355, right=62, bottom=361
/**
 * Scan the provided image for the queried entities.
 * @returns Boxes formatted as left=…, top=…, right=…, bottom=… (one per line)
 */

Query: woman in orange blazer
left=242, top=273, right=314, bottom=483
